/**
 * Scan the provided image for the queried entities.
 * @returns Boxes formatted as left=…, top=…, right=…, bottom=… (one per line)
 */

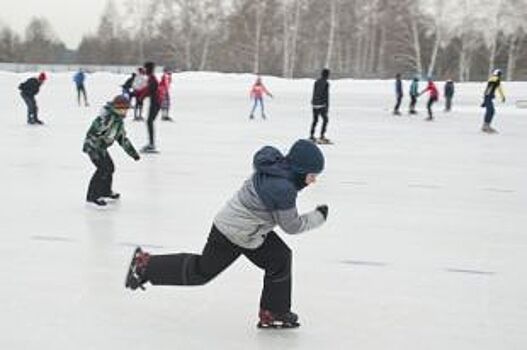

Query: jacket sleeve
left=116, top=125, right=139, bottom=159
left=272, top=206, right=325, bottom=235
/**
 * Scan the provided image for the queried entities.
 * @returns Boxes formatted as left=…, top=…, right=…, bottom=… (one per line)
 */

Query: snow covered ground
left=1, top=71, right=526, bottom=349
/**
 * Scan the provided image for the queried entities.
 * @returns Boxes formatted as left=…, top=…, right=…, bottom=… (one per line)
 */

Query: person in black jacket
left=444, top=79, right=455, bottom=112
left=19, top=72, right=47, bottom=125
left=310, top=68, right=331, bottom=143
left=137, top=62, right=161, bottom=153
left=393, top=73, right=403, bottom=115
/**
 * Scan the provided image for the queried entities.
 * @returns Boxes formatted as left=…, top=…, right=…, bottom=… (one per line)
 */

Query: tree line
left=1, top=0, right=527, bottom=81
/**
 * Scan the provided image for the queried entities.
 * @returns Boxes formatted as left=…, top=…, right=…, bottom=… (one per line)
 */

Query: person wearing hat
left=481, top=69, right=506, bottom=133
left=419, top=77, right=439, bottom=121
left=18, top=72, right=47, bottom=125
left=443, top=79, right=455, bottom=112
left=408, top=75, right=420, bottom=115
left=83, top=95, right=140, bottom=206
left=125, top=139, right=328, bottom=329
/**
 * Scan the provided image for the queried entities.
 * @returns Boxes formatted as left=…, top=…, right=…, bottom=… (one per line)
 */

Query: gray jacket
left=213, top=144, right=325, bottom=249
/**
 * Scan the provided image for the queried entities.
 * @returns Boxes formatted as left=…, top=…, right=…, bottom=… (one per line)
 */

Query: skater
left=419, top=77, right=439, bottom=121
left=121, top=72, right=136, bottom=98
left=481, top=69, right=506, bottom=133
left=73, top=68, right=89, bottom=106
left=444, top=79, right=454, bottom=112
left=393, top=73, right=403, bottom=115
left=136, top=62, right=161, bottom=152
left=310, top=68, right=331, bottom=143
left=249, top=76, right=273, bottom=119
left=159, top=68, right=173, bottom=121
left=408, top=76, right=419, bottom=114
left=82, top=95, right=140, bottom=206
left=18, top=72, right=47, bottom=125
left=125, top=139, right=328, bottom=329
left=132, top=67, right=148, bottom=121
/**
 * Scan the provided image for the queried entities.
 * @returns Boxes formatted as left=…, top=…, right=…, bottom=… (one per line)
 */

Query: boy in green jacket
left=83, top=95, right=140, bottom=206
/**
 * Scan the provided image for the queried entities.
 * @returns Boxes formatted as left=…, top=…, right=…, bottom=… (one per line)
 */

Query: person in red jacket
left=419, top=77, right=439, bottom=121
left=249, top=76, right=273, bottom=119
left=159, top=68, right=173, bottom=122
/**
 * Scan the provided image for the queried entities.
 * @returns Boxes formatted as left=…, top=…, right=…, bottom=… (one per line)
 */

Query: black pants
left=21, top=93, right=38, bottom=122
left=394, top=95, right=402, bottom=113
left=87, top=151, right=114, bottom=201
left=483, top=96, right=495, bottom=124
left=76, top=84, right=88, bottom=105
left=409, top=95, right=417, bottom=113
left=147, top=101, right=161, bottom=146
left=427, top=97, right=437, bottom=118
left=444, top=96, right=452, bottom=111
left=310, top=107, right=329, bottom=138
left=145, top=225, right=292, bottom=313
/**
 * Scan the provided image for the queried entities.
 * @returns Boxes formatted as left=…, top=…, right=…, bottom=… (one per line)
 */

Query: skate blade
left=257, top=321, right=300, bottom=329
left=125, top=248, right=146, bottom=291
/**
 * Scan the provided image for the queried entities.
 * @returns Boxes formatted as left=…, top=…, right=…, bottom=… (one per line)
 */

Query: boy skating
left=83, top=95, right=140, bottom=206
left=310, top=68, right=331, bottom=144
left=393, top=73, right=403, bottom=115
left=408, top=76, right=419, bottom=114
left=419, top=77, right=439, bottom=121
left=18, top=72, right=47, bottom=125
left=73, top=68, right=89, bottom=106
left=443, top=79, right=454, bottom=112
left=125, top=139, right=328, bottom=328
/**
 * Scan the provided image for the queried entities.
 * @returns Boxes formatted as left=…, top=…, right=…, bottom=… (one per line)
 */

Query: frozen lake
left=1, top=71, right=526, bottom=349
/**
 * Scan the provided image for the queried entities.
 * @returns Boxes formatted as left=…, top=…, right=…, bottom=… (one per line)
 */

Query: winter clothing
left=83, top=101, right=139, bottom=201
left=73, top=71, right=88, bottom=106
left=444, top=80, right=454, bottom=111
left=481, top=73, right=505, bottom=129
left=394, top=77, right=403, bottom=114
left=408, top=78, right=419, bottom=114
left=310, top=70, right=330, bottom=138
left=421, top=80, right=439, bottom=120
left=19, top=77, right=43, bottom=124
left=127, top=140, right=327, bottom=318
left=249, top=79, right=272, bottom=119
left=159, top=72, right=172, bottom=119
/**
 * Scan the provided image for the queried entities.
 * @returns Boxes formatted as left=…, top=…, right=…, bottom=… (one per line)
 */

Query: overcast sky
left=0, top=0, right=126, bottom=49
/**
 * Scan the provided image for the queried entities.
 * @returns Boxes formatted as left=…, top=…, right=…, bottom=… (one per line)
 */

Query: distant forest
left=1, top=0, right=527, bottom=80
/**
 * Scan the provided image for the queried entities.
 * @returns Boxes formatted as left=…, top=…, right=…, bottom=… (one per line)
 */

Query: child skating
left=159, top=68, right=173, bottom=122
left=125, top=139, right=328, bottom=328
left=83, top=95, right=140, bottom=206
left=408, top=76, right=419, bottom=114
left=419, top=77, right=439, bottom=121
left=249, top=76, right=273, bottom=119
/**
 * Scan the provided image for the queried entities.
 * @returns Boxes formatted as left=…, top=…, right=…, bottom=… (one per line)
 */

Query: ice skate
left=257, top=309, right=300, bottom=329
left=481, top=123, right=498, bottom=134
left=87, top=197, right=107, bottom=207
left=33, top=119, right=44, bottom=125
left=161, top=116, right=174, bottom=122
left=104, top=192, right=120, bottom=200
left=125, top=247, right=150, bottom=291
left=141, top=144, right=159, bottom=153
left=424, top=116, right=433, bottom=121
left=249, top=114, right=255, bottom=120
left=393, top=110, right=402, bottom=116
left=317, top=136, right=333, bottom=145
left=133, top=116, right=144, bottom=121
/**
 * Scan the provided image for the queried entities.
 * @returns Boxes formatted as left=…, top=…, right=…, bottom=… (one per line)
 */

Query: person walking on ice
left=18, top=72, right=47, bottom=125
left=419, top=77, right=439, bottom=121
left=310, top=68, right=331, bottom=144
left=83, top=95, right=140, bottom=207
left=249, top=76, right=273, bottom=119
left=481, top=69, right=505, bottom=133
left=125, top=139, right=329, bottom=329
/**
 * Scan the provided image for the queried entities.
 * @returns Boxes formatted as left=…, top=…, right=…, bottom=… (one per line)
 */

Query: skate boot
left=262, top=113, right=267, bottom=120
left=161, top=116, right=174, bottom=122
left=318, top=136, right=332, bottom=144
left=482, top=123, right=497, bottom=133
left=125, top=247, right=150, bottom=291
left=424, top=116, right=433, bottom=121
left=87, top=197, right=107, bottom=206
left=309, top=135, right=316, bottom=142
left=393, top=110, right=402, bottom=116
left=249, top=114, right=255, bottom=120
left=33, top=119, right=44, bottom=125
left=105, top=192, right=120, bottom=200
left=257, top=309, right=300, bottom=329
left=141, top=144, right=159, bottom=153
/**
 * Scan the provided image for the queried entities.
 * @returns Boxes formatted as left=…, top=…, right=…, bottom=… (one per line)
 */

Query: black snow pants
left=145, top=225, right=293, bottom=313
left=310, top=107, right=329, bottom=138
left=146, top=100, right=161, bottom=146
left=87, top=151, right=114, bottom=201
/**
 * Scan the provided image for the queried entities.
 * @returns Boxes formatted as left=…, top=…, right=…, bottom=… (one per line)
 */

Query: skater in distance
left=83, top=95, right=140, bottom=206
left=249, top=75, right=273, bottom=120
left=481, top=69, right=506, bottom=133
left=125, top=139, right=329, bottom=329
left=18, top=72, right=47, bottom=125
left=310, top=68, right=331, bottom=144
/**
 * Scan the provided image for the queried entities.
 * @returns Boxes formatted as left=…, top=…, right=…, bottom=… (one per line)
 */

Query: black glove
left=316, top=205, right=328, bottom=220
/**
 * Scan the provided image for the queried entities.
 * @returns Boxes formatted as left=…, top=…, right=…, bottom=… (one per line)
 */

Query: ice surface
left=1, top=72, right=526, bottom=349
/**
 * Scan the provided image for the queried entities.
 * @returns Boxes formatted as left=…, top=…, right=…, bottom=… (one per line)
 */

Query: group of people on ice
left=392, top=69, right=506, bottom=133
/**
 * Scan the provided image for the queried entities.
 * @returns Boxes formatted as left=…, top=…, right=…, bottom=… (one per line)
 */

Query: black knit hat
left=286, top=139, right=325, bottom=174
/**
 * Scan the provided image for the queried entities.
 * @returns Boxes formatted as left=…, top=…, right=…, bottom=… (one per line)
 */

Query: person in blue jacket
left=125, top=139, right=329, bottom=329
left=73, top=68, right=89, bottom=106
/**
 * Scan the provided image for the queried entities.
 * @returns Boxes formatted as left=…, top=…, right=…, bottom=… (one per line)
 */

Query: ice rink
left=1, top=71, right=526, bottom=349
